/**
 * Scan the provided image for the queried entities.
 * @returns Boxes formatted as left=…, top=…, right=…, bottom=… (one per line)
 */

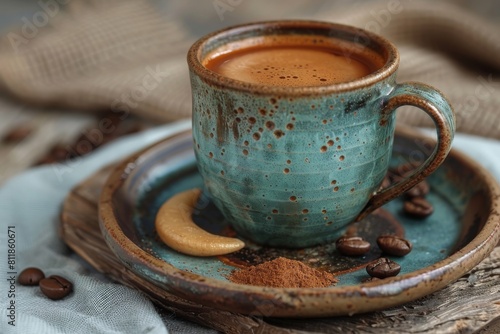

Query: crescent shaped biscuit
left=155, top=188, right=245, bottom=256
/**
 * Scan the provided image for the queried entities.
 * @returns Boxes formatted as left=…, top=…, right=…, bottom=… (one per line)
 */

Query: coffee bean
left=377, top=235, right=412, bottom=256
left=388, top=163, right=416, bottom=180
left=39, top=275, right=73, bottom=300
left=18, top=267, right=45, bottom=286
left=378, top=174, right=392, bottom=191
left=2, top=125, right=33, bottom=143
left=336, top=236, right=371, bottom=256
left=386, top=165, right=430, bottom=195
left=405, top=179, right=430, bottom=198
left=366, top=257, right=401, bottom=278
left=50, top=144, right=71, bottom=161
left=404, top=197, right=434, bottom=218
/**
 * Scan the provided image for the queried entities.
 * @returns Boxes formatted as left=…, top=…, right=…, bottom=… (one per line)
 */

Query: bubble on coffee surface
left=207, top=46, right=373, bottom=87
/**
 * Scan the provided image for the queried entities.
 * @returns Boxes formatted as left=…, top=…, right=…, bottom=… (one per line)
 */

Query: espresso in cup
left=188, top=21, right=455, bottom=248
left=203, top=35, right=385, bottom=87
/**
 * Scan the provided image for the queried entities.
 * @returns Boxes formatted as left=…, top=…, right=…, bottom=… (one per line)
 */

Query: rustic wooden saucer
left=60, top=128, right=500, bottom=333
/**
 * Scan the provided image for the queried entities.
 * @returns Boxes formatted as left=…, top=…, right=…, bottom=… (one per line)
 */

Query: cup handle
left=356, top=82, right=456, bottom=221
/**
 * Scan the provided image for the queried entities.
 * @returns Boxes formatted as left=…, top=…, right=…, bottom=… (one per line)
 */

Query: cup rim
left=187, top=20, right=400, bottom=96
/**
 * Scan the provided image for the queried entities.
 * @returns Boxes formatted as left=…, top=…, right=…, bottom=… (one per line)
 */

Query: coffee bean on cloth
left=39, top=275, right=73, bottom=300
left=18, top=267, right=45, bottom=286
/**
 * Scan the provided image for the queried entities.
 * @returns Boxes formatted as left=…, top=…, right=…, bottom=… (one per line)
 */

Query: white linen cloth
left=0, top=120, right=217, bottom=334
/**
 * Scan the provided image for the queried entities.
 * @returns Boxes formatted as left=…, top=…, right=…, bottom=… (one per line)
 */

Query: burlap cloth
left=0, top=0, right=498, bottom=137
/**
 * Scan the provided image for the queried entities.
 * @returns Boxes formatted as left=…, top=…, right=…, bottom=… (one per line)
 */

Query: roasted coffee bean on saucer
left=398, top=166, right=431, bottom=198
left=404, top=179, right=430, bottom=198
left=39, top=275, right=73, bottom=300
left=404, top=197, right=434, bottom=218
left=366, top=257, right=401, bottom=278
left=377, top=235, right=412, bottom=257
left=335, top=236, right=371, bottom=256
left=18, top=267, right=45, bottom=286
left=378, top=174, right=392, bottom=191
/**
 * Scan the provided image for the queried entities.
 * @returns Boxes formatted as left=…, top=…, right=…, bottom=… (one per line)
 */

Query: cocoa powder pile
left=228, top=257, right=338, bottom=288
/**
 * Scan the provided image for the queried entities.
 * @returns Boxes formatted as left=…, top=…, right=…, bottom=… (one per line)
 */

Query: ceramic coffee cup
left=187, top=20, right=455, bottom=248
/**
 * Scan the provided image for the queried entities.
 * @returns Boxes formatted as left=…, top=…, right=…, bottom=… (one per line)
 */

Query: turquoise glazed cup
left=188, top=20, right=455, bottom=248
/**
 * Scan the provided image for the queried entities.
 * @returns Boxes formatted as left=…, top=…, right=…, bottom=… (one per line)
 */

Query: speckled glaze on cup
left=188, top=20, right=455, bottom=248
